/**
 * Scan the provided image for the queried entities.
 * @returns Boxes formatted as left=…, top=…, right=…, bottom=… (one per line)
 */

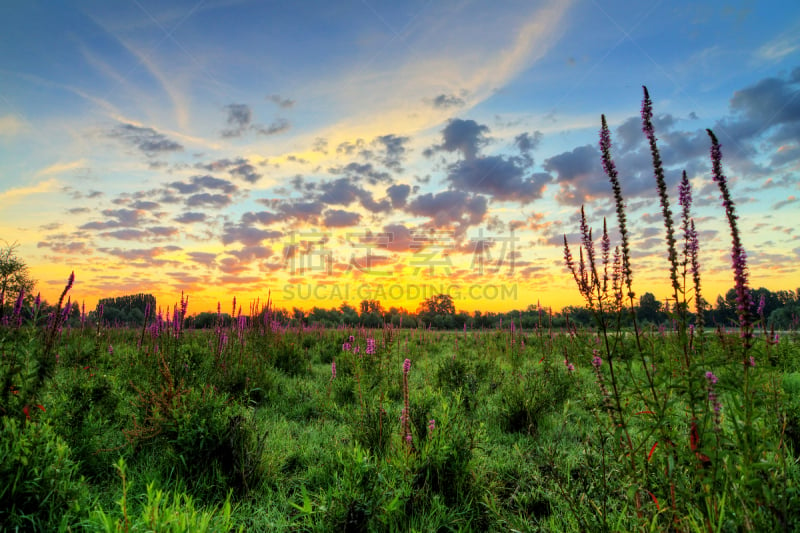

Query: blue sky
left=1, top=0, right=799, bottom=313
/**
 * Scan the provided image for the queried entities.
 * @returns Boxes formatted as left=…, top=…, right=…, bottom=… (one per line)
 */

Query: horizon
left=2, top=1, right=799, bottom=315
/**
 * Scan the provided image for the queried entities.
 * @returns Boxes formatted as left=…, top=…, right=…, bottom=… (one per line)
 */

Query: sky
left=1, top=0, right=799, bottom=316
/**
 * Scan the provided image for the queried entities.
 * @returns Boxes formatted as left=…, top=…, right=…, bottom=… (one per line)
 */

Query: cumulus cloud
left=407, top=190, right=488, bottom=233
left=446, top=156, right=550, bottom=203
left=109, top=123, right=183, bottom=157
left=222, top=223, right=283, bottom=246
left=186, top=193, right=232, bottom=208
left=425, top=118, right=491, bottom=162
left=323, top=209, right=361, bottom=227
left=170, top=175, right=238, bottom=194
left=386, top=183, right=411, bottom=208
left=175, top=211, right=207, bottom=224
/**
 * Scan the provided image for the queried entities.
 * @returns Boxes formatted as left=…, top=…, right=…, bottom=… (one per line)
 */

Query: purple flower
left=704, top=371, right=718, bottom=385
left=366, top=337, right=376, bottom=355
left=757, top=294, right=765, bottom=316
left=342, top=342, right=351, bottom=351
left=331, top=360, right=336, bottom=380
left=592, top=354, right=602, bottom=368
left=428, top=419, right=435, bottom=435
left=403, top=358, right=411, bottom=374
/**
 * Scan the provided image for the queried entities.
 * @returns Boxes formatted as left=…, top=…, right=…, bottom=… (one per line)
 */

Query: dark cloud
left=148, top=226, right=179, bottom=237
left=130, top=200, right=160, bottom=210
left=222, top=104, right=252, bottom=137
left=407, top=190, right=488, bottom=232
left=241, top=211, right=282, bottom=226
left=229, top=162, right=262, bottom=183
left=386, top=183, right=411, bottom=208
left=267, top=94, right=295, bottom=108
left=174, top=212, right=207, bottom=224
left=428, top=118, right=490, bottom=160
left=79, top=208, right=146, bottom=230
left=197, top=157, right=248, bottom=172
left=514, top=131, right=542, bottom=154
left=373, top=134, right=410, bottom=171
left=67, top=207, right=90, bottom=215
left=277, top=201, right=325, bottom=222
left=446, top=156, right=550, bottom=203
left=315, top=178, right=391, bottom=213
left=170, top=175, right=238, bottom=194
left=323, top=209, right=362, bottom=227
left=428, top=93, right=466, bottom=109
left=222, top=223, right=283, bottom=246
left=110, top=123, right=183, bottom=157
left=332, top=162, right=392, bottom=185
left=186, top=193, right=232, bottom=208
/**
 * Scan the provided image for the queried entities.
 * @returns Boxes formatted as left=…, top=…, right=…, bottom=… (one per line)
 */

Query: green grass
left=1, top=321, right=799, bottom=531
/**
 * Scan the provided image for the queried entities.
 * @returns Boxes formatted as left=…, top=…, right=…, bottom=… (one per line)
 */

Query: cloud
left=241, top=211, right=283, bottom=226
left=713, top=70, right=800, bottom=148
left=772, top=195, right=798, bottom=210
left=170, top=175, right=238, bottom=194
left=186, top=193, right=232, bottom=208
left=386, top=183, right=411, bottom=208
left=514, top=131, right=543, bottom=154
left=229, top=162, right=262, bottom=183
left=268, top=94, right=295, bottom=108
left=427, top=93, right=467, bottom=109
left=187, top=251, right=217, bottom=267
left=130, top=200, right=160, bottom=210
left=197, top=157, right=248, bottom=172
left=175, top=211, right=207, bottom=224
left=427, top=118, right=490, bottom=160
left=255, top=118, right=290, bottom=136
left=323, top=209, right=362, bottom=227
left=221, top=103, right=252, bottom=137
left=110, top=123, right=183, bottom=156
left=332, top=162, right=392, bottom=184
left=446, top=156, right=550, bottom=203
left=373, top=134, right=411, bottom=171
left=79, top=208, right=146, bottom=230
left=222, top=223, right=283, bottom=246
left=407, top=190, right=488, bottom=233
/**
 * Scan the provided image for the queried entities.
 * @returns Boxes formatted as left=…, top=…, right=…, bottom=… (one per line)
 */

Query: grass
left=1, top=319, right=798, bottom=531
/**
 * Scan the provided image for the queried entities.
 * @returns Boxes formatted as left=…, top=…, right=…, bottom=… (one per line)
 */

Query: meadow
left=2, top=87, right=800, bottom=532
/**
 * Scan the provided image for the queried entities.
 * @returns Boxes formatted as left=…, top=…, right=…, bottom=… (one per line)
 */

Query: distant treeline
left=44, top=286, right=799, bottom=330
left=94, top=293, right=156, bottom=326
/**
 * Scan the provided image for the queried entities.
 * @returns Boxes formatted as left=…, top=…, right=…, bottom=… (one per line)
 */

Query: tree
left=0, top=242, right=36, bottom=321
left=637, top=292, right=663, bottom=324
left=417, top=294, right=456, bottom=327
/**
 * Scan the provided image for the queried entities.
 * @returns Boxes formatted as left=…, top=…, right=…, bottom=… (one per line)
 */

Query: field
left=2, top=307, right=800, bottom=531
left=3, top=89, right=800, bottom=532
